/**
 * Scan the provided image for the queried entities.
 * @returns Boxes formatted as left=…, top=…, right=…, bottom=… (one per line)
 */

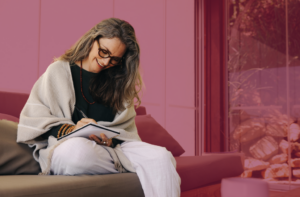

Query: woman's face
left=82, top=37, right=126, bottom=73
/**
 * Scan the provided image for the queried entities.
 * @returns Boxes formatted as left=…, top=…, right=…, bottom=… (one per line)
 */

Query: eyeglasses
left=96, top=39, right=124, bottom=66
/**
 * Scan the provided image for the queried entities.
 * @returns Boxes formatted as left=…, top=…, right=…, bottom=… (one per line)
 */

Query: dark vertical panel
left=195, top=0, right=200, bottom=156
left=204, top=0, right=226, bottom=152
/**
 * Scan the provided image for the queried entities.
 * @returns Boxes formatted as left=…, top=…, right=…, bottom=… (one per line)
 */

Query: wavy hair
left=54, top=18, right=144, bottom=113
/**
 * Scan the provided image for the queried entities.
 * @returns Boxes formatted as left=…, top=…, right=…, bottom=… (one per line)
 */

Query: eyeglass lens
left=98, top=50, right=122, bottom=66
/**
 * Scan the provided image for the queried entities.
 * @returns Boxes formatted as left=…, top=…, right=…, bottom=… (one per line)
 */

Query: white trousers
left=50, top=137, right=181, bottom=197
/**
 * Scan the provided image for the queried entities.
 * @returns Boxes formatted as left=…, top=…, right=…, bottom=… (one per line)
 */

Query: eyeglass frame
left=95, top=39, right=125, bottom=66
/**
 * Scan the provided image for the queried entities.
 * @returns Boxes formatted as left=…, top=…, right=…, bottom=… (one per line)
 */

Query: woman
left=17, top=18, right=181, bottom=197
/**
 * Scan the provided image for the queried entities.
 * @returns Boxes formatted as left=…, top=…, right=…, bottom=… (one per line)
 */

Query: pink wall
left=0, top=0, right=195, bottom=156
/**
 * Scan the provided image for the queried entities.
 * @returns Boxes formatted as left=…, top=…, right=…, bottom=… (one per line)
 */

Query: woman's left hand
left=89, top=133, right=113, bottom=147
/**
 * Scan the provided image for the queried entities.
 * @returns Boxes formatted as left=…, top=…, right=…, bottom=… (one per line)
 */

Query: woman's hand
left=73, top=118, right=97, bottom=131
left=73, top=118, right=112, bottom=147
left=89, top=133, right=113, bottom=147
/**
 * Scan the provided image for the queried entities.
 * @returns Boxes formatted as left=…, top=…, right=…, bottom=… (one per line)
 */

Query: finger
left=89, top=134, right=95, bottom=140
left=90, top=134, right=102, bottom=144
left=78, top=121, right=86, bottom=126
left=100, top=133, right=108, bottom=142
left=89, top=134, right=111, bottom=147
left=75, top=121, right=85, bottom=129
left=89, top=134, right=102, bottom=141
left=81, top=118, right=97, bottom=123
left=80, top=118, right=94, bottom=123
left=100, top=133, right=111, bottom=146
left=80, top=118, right=89, bottom=123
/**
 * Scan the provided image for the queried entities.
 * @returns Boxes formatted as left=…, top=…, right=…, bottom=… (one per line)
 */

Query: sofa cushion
left=0, top=119, right=40, bottom=175
left=135, top=114, right=185, bottom=157
left=0, top=91, right=29, bottom=118
left=0, top=113, right=19, bottom=122
left=175, top=154, right=244, bottom=192
left=0, top=173, right=144, bottom=197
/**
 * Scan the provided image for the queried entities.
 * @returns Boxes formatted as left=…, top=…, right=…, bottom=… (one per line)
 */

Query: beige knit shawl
left=17, top=60, right=141, bottom=174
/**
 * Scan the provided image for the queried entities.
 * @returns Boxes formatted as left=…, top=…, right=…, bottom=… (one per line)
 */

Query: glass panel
left=288, top=0, right=300, bottom=188
left=226, top=0, right=300, bottom=190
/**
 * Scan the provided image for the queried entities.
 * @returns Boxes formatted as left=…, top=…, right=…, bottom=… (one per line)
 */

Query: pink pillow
left=135, top=114, right=185, bottom=157
left=0, top=113, right=19, bottom=122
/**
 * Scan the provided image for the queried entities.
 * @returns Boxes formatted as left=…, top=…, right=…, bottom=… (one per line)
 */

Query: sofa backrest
left=0, top=91, right=146, bottom=118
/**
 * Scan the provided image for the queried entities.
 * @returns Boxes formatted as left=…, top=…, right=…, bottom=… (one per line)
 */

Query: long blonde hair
left=54, top=18, right=144, bottom=113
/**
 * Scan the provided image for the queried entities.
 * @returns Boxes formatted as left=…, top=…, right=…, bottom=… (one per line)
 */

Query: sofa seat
left=0, top=154, right=243, bottom=197
left=0, top=173, right=144, bottom=197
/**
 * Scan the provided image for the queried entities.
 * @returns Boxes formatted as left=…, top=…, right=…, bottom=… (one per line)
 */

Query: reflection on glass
left=227, top=0, right=300, bottom=187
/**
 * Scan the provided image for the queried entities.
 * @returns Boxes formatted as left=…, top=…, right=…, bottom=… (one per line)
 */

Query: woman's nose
left=102, top=58, right=111, bottom=67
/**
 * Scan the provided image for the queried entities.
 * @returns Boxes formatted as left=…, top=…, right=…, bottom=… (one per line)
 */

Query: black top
left=41, top=63, right=123, bottom=146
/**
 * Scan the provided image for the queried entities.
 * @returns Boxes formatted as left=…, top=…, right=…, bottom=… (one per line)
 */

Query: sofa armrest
left=201, top=152, right=245, bottom=170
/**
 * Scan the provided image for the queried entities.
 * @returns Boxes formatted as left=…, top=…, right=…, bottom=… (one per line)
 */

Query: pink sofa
left=0, top=90, right=244, bottom=197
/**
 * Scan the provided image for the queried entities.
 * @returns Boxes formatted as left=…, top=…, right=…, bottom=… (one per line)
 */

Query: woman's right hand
left=73, top=118, right=97, bottom=131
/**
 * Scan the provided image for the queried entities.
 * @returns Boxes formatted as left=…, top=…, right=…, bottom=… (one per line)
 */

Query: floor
left=181, top=183, right=300, bottom=197
left=270, top=189, right=300, bottom=197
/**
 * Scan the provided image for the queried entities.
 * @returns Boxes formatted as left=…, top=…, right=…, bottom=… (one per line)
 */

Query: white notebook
left=57, top=122, right=120, bottom=141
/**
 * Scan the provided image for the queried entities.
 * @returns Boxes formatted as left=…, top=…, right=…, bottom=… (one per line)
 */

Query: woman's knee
left=154, top=148, right=177, bottom=168
left=51, top=137, right=99, bottom=174
left=161, top=148, right=173, bottom=159
left=148, top=146, right=173, bottom=161
left=53, top=137, right=95, bottom=158
left=121, top=141, right=175, bottom=165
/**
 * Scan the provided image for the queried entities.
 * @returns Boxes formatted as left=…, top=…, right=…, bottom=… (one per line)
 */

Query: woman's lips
left=96, top=59, right=104, bottom=68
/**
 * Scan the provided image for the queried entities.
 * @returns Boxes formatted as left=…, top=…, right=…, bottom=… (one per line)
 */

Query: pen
left=74, top=105, right=117, bottom=140
left=74, top=105, right=88, bottom=118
